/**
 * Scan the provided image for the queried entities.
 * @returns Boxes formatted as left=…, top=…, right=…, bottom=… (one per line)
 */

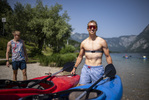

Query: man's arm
left=102, top=40, right=113, bottom=64
left=22, top=40, right=28, bottom=62
left=6, top=41, right=11, bottom=67
left=71, top=42, right=85, bottom=74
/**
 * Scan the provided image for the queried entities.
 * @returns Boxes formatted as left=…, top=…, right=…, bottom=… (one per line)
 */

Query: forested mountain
left=71, top=24, right=149, bottom=53
left=127, top=24, right=149, bottom=53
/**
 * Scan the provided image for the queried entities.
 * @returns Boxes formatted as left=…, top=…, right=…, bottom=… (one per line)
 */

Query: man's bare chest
left=83, top=41, right=102, bottom=51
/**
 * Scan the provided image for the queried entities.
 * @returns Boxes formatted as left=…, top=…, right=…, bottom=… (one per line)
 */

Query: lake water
left=76, top=53, right=149, bottom=100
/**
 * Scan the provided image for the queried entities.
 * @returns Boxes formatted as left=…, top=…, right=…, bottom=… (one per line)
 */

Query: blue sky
left=7, top=0, right=149, bottom=38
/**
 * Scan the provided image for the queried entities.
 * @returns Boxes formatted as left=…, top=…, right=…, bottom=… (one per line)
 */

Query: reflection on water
left=76, top=53, right=149, bottom=100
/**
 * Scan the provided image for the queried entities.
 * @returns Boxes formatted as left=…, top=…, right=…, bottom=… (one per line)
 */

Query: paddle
left=75, top=64, right=116, bottom=100
left=26, top=62, right=75, bottom=88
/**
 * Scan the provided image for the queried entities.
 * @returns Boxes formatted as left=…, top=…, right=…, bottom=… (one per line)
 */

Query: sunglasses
left=88, top=25, right=97, bottom=29
left=15, top=34, right=20, bottom=37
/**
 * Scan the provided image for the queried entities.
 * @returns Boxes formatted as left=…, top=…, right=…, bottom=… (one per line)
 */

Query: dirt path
left=0, top=63, right=62, bottom=80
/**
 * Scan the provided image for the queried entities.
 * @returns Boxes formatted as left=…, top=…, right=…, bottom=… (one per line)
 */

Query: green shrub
left=39, top=53, right=77, bottom=67
left=0, top=37, right=8, bottom=51
left=60, top=45, right=76, bottom=54
left=0, top=37, right=9, bottom=58
left=39, top=55, right=49, bottom=66
left=49, top=54, right=62, bottom=66
left=39, top=54, right=61, bottom=66
left=42, top=47, right=53, bottom=56
left=0, top=51, right=6, bottom=58
left=59, top=53, right=76, bottom=66
left=29, top=48, right=43, bottom=57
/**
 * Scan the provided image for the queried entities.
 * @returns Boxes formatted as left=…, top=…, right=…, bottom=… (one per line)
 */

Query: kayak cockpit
left=20, top=89, right=104, bottom=100
left=0, top=79, right=54, bottom=90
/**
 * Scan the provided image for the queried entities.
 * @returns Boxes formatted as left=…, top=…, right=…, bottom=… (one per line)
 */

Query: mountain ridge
left=71, top=24, right=149, bottom=53
left=127, top=24, right=149, bottom=53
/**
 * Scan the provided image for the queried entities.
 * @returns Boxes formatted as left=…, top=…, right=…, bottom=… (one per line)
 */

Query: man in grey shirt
left=6, top=31, right=28, bottom=81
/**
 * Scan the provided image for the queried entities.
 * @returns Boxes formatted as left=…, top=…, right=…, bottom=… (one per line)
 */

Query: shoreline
left=0, top=63, right=64, bottom=81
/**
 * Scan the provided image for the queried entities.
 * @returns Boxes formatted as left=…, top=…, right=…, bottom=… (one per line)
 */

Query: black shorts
left=12, top=60, right=27, bottom=70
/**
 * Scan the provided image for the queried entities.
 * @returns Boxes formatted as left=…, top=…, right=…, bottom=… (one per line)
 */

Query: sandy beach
left=0, top=63, right=63, bottom=80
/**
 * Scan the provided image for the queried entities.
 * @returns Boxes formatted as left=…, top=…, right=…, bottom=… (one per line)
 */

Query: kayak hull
left=0, top=75, right=80, bottom=100
left=72, top=75, right=123, bottom=100
left=20, top=75, right=123, bottom=100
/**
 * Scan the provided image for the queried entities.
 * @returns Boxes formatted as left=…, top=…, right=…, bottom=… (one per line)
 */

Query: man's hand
left=26, top=57, right=28, bottom=62
left=6, top=61, right=10, bottom=67
left=71, top=68, right=76, bottom=75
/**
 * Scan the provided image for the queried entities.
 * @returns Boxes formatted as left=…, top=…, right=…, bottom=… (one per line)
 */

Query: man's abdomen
left=85, top=59, right=102, bottom=66
left=85, top=52, right=103, bottom=66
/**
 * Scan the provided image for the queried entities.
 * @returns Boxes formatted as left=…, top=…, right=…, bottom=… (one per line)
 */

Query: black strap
left=85, top=50, right=103, bottom=53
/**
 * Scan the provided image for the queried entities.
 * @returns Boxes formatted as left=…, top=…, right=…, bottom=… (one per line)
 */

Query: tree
left=43, top=4, right=72, bottom=52
left=7, top=2, right=33, bottom=40
left=4, top=0, right=72, bottom=54
left=0, top=0, right=13, bottom=36
left=28, top=0, right=72, bottom=52
left=3, top=2, right=33, bottom=39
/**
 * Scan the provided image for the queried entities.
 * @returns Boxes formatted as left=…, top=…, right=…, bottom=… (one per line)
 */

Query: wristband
left=74, top=67, right=77, bottom=69
left=6, top=60, right=9, bottom=62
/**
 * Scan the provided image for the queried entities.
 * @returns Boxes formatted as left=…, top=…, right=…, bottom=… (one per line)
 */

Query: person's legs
left=79, top=65, right=91, bottom=86
left=20, top=60, right=27, bottom=80
left=12, top=61, right=18, bottom=81
left=13, top=70, right=18, bottom=81
left=90, top=65, right=104, bottom=83
left=22, top=69, right=27, bottom=80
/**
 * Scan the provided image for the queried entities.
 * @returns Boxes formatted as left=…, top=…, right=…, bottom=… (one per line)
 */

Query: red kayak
left=0, top=75, right=80, bottom=100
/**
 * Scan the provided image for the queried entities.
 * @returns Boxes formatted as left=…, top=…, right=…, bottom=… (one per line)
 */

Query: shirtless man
left=6, top=31, right=28, bottom=81
left=71, top=20, right=113, bottom=85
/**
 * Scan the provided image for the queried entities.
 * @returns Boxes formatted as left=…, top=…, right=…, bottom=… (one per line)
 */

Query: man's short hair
left=12, top=30, right=21, bottom=35
left=87, top=20, right=98, bottom=29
